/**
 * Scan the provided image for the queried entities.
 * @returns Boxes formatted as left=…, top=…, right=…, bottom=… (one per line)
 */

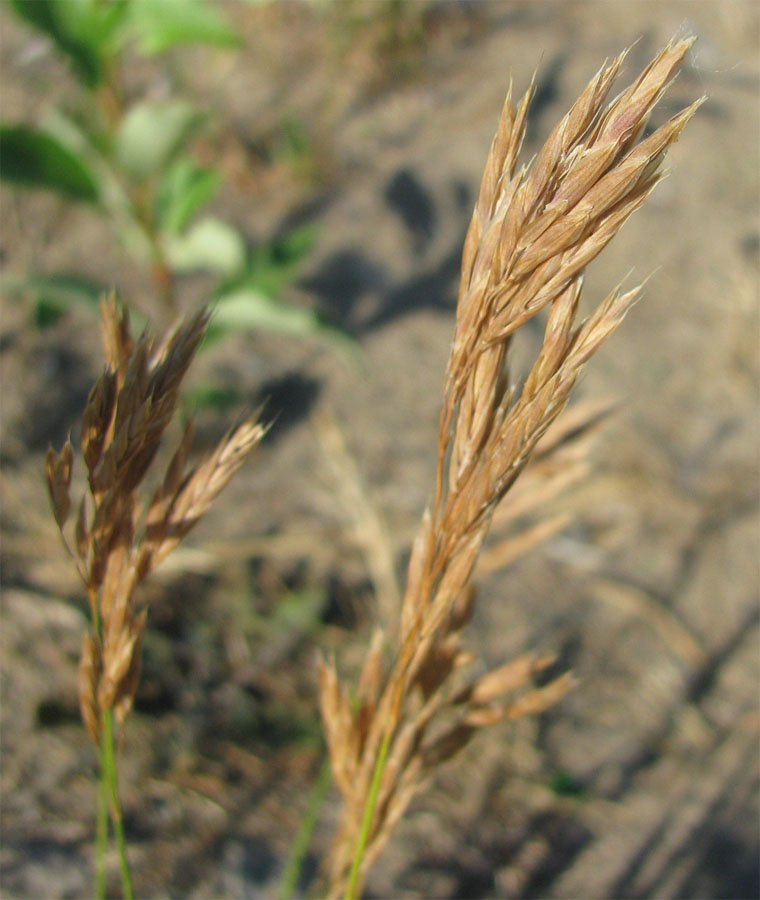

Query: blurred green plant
left=319, top=0, right=433, bottom=84
left=549, top=769, right=588, bottom=800
left=2, top=0, right=348, bottom=357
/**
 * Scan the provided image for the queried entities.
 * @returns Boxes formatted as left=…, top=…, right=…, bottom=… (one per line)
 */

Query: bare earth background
left=1, top=2, right=758, bottom=898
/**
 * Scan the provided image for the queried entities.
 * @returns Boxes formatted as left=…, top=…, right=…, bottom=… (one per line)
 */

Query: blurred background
left=1, top=2, right=758, bottom=898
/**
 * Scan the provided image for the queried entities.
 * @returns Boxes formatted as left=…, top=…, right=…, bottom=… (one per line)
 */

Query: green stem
left=96, top=748, right=109, bottom=899
left=343, top=728, right=393, bottom=900
left=101, top=709, right=134, bottom=900
left=129, top=183, right=177, bottom=317
left=278, top=754, right=333, bottom=900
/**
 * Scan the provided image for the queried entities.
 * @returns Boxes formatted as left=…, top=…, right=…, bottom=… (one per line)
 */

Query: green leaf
left=243, top=587, right=327, bottom=646
left=32, top=272, right=103, bottom=306
left=127, top=0, right=242, bottom=55
left=9, top=0, right=100, bottom=85
left=9, top=0, right=129, bottom=86
left=4, top=271, right=103, bottom=327
left=34, top=299, right=65, bottom=328
left=55, top=0, right=130, bottom=56
left=211, top=284, right=356, bottom=356
left=550, top=770, right=588, bottom=799
left=116, top=100, right=204, bottom=183
left=33, top=273, right=104, bottom=326
left=247, top=225, right=319, bottom=296
left=155, top=156, right=221, bottom=234
left=165, top=217, right=246, bottom=276
left=0, top=124, right=100, bottom=201
left=185, top=383, right=241, bottom=413
left=213, top=287, right=322, bottom=335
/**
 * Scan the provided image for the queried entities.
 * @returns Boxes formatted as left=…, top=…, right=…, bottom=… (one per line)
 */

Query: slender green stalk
left=344, top=727, right=393, bottom=900
left=278, top=755, right=333, bottom=900
left=131, top=183, right=177, bottom=315
left=101, top=709, right=134, bottom=900
left=96, top=753, right=109, bottom=899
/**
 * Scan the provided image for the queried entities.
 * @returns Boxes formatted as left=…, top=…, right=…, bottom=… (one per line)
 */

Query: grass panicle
left=45, top=296, right=265, bottom=896
left=319, top=37, right=702, bottom=898
left=47, top=296, right=266, bottom=736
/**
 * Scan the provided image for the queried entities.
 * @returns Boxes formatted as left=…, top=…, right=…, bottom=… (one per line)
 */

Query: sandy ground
left=1, top=2, right=758, bottom=898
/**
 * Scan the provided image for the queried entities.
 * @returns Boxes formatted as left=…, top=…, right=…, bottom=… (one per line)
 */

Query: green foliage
left=115, top=100, right=205, bottom=184
left=8, top=0, right=128, bottom=86
left=248, top=225, right=319, bottom=297
left=245, top=586, right=328, bottom=650
left=155, top=157, right=221, bottom=234
left=127, top=0, right=242, bottom=55
left=184, top=383, right=242, bottom=414
left=166, top=216, right=246, bottom=277
left=6, top=0, right=353, bottom=358
left=8, top=0, right=239, bottom=78
left=277, top=755, right=332, bottom=900
left=549, top=769, right=588, bottom=799
left=211, top=287, right=343, bottom=346
left=276, top=114, right=316, bottom=178
left=0, top=124, right=100, bottom=201
left=28, top=273, right=105, bottom=326
left=204, top=226, right=356, bottom=354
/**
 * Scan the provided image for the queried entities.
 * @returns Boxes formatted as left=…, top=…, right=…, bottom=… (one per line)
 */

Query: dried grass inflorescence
left=321, top=38, right=702, bottom=896
left=46, top=297, right=265, bottom=741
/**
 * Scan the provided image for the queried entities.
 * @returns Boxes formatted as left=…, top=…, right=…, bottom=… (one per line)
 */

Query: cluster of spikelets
left=319, top=37, right=703, bottom=897
left=46, top=297, right=265, bottom=743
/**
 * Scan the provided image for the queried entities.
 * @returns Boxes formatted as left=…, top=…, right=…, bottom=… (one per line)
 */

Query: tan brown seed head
left=321, top=37, right=702, bottom=898
left=46, top=299, right=265, bottom=742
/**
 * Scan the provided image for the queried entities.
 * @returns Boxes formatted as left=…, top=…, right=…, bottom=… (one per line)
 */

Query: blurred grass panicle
left=46, top=295, right=265, bottom=897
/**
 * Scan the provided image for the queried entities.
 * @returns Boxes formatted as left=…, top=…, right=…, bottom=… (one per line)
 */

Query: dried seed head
left=421, top=723, right=475, bottom=769
left=318, top=655, right=358, bottom=797
left=49, top=298, right=260, bottom=742
left=45, top=439, right=74, bottom=530
left=357, top=629, right=386, bottom=730
left=480, top=512, right=570, bottom=573
left=113, top=608, right=148, bottom=727
left=468, top=652, right=556, bottom=706
left=79, top=632, right=101, bottom=744
left=74, top=496, right=89, bottom=563
left=504, top=671, right=578, bottom=720
left=143, top=416, right=266, bottom=574
left=81, top=371, right=117, bottom=475
left=100, top=293, right=134, bottom=376
left=98, top=613, right=143, bottom=713
left=323, top=36, right=700, bottom=899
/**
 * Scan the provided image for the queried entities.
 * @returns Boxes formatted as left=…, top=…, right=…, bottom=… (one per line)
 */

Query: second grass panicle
left=46, top=297, right=265, bottom=897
